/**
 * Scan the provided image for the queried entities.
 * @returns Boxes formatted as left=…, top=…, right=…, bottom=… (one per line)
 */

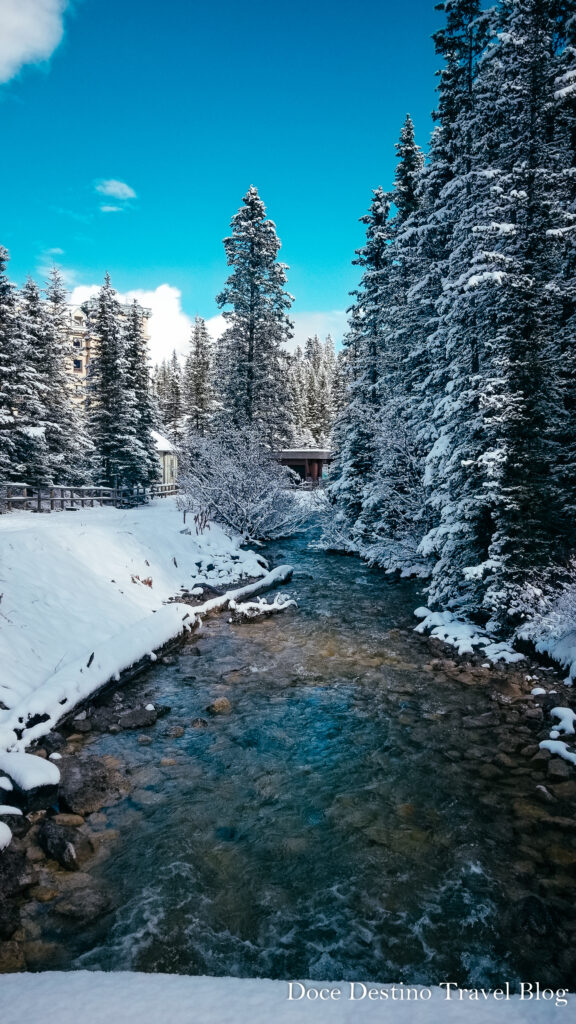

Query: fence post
left=37, top=488, right=42, bottom=513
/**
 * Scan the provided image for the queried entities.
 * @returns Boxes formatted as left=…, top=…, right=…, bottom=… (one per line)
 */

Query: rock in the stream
left=166, top=725, right=185, bottom=738
left=0, top=849, right=35, bottom=899
left=58, top=755, right=129, bottom=816
left=0, top=898, right=20, bottom=940
left=206, top=697, right=232, bottom=716
left=191, top=718, right=209, bottom=729
left=547, top=758, right=572, bottom=781
left=55, top=887, right=111, bottom=920
left=43, top=731, right=66, bottom=754
left=118, top=707, right=158, bottom=730
left=52, top=813, right=85, bottom=827
left=0, top=941, right=25, bottom=973
left=462, top=712, right=499, bottom=729
left=72, top=719, right=92, bottom=734
left=37, top=820, right=78, bottom=871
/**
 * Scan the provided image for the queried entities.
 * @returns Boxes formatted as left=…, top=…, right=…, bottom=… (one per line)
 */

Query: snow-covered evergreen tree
left=216, top=186, right=294, bottom=447
left=183, top=316, right=216, bottom=436
left=11, top=276, right=50, bottom=483
left=422, top=0, right=573, bottom=626
left=87, top=273, right=143, bottom=487
left=161, top=350, right=185, bottom=442
left=43, top=267, right=92, bottom=484
left=123, top=300, right=161, bottom=484
left=0, top=246, right=17, bottom=479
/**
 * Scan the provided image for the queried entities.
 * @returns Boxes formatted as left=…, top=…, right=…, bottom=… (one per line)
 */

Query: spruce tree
left=163, top=350, right=184, bottom=442
left=123, top=300, right=161, bottom=484
left=87, top=273, right=141, bottom=488
left=216, top=186, right=294, bottom=447
left=11, top=277, right=50, bottom=484
left=0, top=246, right=16, bottom=479
left=43, top=267, right=92, bottom=484
left=183, top=316, right=216, bottom=436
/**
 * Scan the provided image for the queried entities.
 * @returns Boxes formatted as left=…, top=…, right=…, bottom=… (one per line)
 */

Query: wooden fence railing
left=0, top=482, right=179, bottom=513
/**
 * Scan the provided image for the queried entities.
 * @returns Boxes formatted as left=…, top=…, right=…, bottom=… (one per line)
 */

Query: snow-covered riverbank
left=0, top=499, right=266, bottom=762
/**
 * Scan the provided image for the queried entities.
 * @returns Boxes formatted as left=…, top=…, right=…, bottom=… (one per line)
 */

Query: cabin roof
left=274, top=449, right=333, bottom=460
left=152, top=430, right=175, bottom=453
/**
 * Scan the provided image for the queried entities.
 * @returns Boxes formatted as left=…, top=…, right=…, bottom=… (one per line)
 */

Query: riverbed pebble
left=206, top=697, right=232, bottom=715
left=166, top=725, right=185, bottom=738
left=52, top=814, right=85, bottom=827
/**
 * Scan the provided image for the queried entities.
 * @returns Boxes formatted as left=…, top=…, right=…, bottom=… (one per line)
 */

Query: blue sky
left=1, top=0, right=443, bottom=358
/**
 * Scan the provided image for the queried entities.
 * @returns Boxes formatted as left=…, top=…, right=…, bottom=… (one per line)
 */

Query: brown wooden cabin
left=274, top=448, right=333, bottom=484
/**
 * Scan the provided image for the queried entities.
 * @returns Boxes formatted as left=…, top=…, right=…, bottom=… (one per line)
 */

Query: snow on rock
left=0, top=499, right=266, bottom=759
left=0, top=973, right=572, bottom=1024
left=0, top=804, right=22, bottom=816
left=531, top=687, right=547, bottom=695
left=190, top=565, right=294, bottom=617
left=0, top=751, right=61, bottom=789
left=550, top=707, right=576, bottom=737
left=414, top=608, right=524, bottom=663
left=539, top=739, right=576, bottom=766
left=228, top=593, right=297, bottom=621
left=0, top=777, right=13, bottom=791
left=0, top=822, right=12, bottom=851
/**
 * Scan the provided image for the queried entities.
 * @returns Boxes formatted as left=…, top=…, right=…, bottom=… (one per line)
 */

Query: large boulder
left=118, top=707, right=157, bottom=730
left=55, top=887, right=111, bottom=920
left=37, top=820, right=78, bottom=871
left=58, top=755, right=129, bottom=816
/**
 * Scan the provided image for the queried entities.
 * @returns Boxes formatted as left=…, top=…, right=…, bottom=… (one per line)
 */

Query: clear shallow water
left=30, top=534, right=576, bottom=985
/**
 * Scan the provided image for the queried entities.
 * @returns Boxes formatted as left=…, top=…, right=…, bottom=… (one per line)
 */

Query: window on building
left=73, top=339, right=81, bottom=348
left=73, top=359, right=83, bottom=372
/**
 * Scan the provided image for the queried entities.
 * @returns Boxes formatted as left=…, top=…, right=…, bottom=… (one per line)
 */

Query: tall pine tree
left=216, top=186, right=294, bottom=447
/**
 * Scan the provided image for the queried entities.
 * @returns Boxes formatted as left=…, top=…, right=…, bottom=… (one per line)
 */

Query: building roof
left=275, top=449, right=333, bottom=460
left=152, top=430, right=175, bottom=453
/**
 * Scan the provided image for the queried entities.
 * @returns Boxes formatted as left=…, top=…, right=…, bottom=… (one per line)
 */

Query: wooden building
left=274, top=448, right=333, bottom=484
left=152, top=431, right=178, bottom=485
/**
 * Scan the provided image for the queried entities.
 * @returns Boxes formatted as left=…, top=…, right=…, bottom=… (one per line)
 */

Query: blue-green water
left=27, top=534, right=576, bottom=986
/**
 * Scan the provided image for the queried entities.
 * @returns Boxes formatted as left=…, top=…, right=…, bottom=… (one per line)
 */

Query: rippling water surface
left=30, top=532, right=576, bottom=985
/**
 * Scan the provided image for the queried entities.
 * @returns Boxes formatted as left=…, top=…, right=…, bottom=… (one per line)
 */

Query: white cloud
left=100, top=205, right=122, bottom=213
left=69, top=283, right=192, bottom=366
left=205, top=311, right=347, bottom=351
left=45, top=246, right=64, bottom=255
left=291, top=311, right=347, bottom=350
left=69, top=283, right=347, bottom=365
left=0, top=0, right=70, bottom=83
left=95, top=180, right=137, bottom=201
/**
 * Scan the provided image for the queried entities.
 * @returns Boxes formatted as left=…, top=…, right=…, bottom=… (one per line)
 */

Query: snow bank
left=0, top=973, right=572, bottom=1024
left=0, top=499, right=266, bottom=757
left=414, top=608, right=524, bottom=663
left=0, top=751, right=60, bottom=787
left=517, top=587, right=576, bottom=685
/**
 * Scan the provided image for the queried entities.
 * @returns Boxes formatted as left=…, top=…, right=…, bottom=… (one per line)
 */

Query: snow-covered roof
left=275, top=449, right=333, bottom=460
left=152, top=430, right=175, bottom=454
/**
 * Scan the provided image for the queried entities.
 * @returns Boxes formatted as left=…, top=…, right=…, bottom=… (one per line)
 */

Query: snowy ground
left=0, top=499, right=266, bottom=763
left=0, top=974, right=572, bottom=1024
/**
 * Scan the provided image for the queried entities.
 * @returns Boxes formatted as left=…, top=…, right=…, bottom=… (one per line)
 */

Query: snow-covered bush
left=177, top=430, right=311, bottom=542
left=517, top=562, right=576, bottom=682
